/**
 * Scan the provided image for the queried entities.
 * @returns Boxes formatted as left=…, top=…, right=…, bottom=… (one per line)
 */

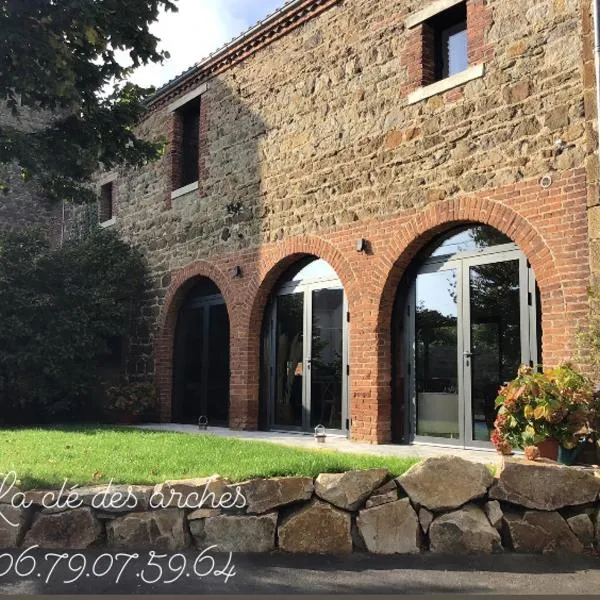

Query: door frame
left=267, top=275, right=349, bottom=435
left=404, top=243, right=538, bottom=448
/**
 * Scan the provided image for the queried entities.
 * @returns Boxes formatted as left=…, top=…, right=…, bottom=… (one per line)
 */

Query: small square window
left=426, top=2, right=468, bottom=83
left=177, top=97, right=201, bottom=189
left=99, top=181, right=114, bottom=223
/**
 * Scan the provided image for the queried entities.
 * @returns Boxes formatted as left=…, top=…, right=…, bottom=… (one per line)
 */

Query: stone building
left=102, top=0, right=600, bottom=446
left=0, top=104, right=63, bottom=244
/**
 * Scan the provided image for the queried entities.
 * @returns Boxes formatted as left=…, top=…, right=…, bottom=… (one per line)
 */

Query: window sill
left=100, top=217, right=116, bottom=228
left=407, top=64, right=485, bottom=105
left=171, top=181, right=199, bottom=200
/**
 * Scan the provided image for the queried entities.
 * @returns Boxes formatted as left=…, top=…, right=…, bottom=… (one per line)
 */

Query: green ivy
left=0, top=227, right=146, bottom=424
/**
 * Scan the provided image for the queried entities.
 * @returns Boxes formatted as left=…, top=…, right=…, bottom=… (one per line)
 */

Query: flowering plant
left=492, top=364, right=595, bottom=454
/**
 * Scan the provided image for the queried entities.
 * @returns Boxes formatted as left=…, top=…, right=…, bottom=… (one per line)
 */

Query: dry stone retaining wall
left=2, top=457, right=600, bottom=555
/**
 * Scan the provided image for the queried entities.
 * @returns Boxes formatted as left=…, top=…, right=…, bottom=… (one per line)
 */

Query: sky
left=129, top=0, right=287, bottom=89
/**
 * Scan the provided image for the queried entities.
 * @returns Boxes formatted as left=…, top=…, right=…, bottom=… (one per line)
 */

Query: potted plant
left=492, top=364, right=594, bottom=463
left=105, top=381, right=158, bottom=424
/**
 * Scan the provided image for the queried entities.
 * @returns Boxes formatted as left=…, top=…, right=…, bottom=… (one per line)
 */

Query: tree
left=0, top=0, right=177, bottom=203
left=0, top=227, right=146, bottom=424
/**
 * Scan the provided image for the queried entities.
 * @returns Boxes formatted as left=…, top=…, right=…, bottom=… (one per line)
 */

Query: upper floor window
left=99, top=181, right=114, bottom=224
left=178, top=97, right=201, bottom=188
left=406, top=0, right=486, bottom=105
left=433, top=3, right=468, bottom=80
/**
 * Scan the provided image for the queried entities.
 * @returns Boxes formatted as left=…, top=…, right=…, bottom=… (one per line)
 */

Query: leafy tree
left=0, top=0, right=176, bottom=203
left=0, top=227, right=146, bottom=424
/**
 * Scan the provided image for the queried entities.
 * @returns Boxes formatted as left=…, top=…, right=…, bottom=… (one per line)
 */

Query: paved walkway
left=133, top=423, right=501, bottom=465
left=1, top=550, right=598, bottom=595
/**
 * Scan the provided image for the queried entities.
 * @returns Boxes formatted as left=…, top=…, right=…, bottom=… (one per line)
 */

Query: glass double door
left=174, top=298, right=230, bottom=425
left=268, top=283, right=348, bottom=433
left=408, top=249, right=537, bottom=447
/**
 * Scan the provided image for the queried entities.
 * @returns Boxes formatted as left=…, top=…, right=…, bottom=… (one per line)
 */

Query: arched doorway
left=261, top=257, right=349, bottom=434
left=393, top=224, right=540, bottom=448
left=173, top=278, right=230, bottom=425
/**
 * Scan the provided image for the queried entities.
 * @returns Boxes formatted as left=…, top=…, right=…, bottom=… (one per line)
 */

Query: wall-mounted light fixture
left=356, top=238, right=367, bottom=253
left=232, top=266, right=243, bottom=278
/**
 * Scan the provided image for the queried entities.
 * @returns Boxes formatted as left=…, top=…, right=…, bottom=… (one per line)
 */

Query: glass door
left=463, top=251, right=534, bottom=447
left=412, top=261, right=463, bottom=444
left=408, top=248, right=537, bottom=448
left=268, top=267, right=348, bottom=434
left=309, top=288, right=345, bottom=430
left=174, top=296, right=230, bottom=425
left=273, top=291, right=305, bottom=429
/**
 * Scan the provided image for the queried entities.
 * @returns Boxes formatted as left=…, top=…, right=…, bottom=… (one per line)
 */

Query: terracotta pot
left=535, top=438, right=559, bottom=461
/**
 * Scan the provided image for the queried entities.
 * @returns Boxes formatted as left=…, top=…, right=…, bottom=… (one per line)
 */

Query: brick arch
left=375, top=198, right=564, bottom=337
left=154, top=260, right=234, bottom=422
left=364, top=197, right=566, bottom=443
left=248, top=236, right=358, bottom=328
left=230, top=235, right=358, bottom=430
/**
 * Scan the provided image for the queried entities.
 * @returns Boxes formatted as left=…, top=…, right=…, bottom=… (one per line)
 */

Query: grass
left=0, top=425, right=420, bottom=490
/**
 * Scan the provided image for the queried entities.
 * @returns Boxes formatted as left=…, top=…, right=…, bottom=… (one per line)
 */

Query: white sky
left=129, top=0, right=287, bottom=89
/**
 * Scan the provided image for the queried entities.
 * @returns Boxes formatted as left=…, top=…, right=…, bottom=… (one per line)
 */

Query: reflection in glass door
left=407, top=235, right=538, bottom=448
left=310, top=289, right=344, bottom=430
left=465, top=259, right=522, bottom=443
left=415, top=267, right=460, bottom=441
left=274, top=292, right=304, bottom=429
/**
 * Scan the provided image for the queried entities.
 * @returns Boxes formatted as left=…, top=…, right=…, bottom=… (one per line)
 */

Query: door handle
left=463, top=351, right=473, bottom=357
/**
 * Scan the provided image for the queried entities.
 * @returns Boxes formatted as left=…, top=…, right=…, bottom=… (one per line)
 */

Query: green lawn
left=0, top=426, right=420, bottom=490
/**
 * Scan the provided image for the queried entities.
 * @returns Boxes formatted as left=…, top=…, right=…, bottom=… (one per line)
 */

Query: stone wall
left=0, top=104, right=63, bottom=244
left=2, top=457, right=600, bottom=554
left=100, top=0, right=598, bottom=441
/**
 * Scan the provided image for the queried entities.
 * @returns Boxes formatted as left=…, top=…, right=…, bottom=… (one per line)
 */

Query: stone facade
left=1, top=458, right=599, bottom=554
left=0, top=103, right=64, bottom=244
left=102, top=0, right=598, bottom=442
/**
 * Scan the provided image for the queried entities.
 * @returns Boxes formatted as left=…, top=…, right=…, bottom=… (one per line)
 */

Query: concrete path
left=0, top=550, right=598, bottom=595
left=133, top=423, right=500, bottom=464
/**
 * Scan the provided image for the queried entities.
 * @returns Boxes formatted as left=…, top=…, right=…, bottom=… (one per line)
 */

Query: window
left=427, top=2, right=468, bottom=82
left=177, top=97, right=201, bottom=189
left=99, top=181, right=114, bottom=223
left=406, top=0, right=486, bottom=105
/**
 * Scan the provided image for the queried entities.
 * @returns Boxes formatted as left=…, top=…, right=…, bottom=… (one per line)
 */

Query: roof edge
left=147, top=0, right=341, bottom=111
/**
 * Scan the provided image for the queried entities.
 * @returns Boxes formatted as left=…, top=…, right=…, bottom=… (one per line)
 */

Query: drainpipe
left=593, top=0, right=600, bottom=167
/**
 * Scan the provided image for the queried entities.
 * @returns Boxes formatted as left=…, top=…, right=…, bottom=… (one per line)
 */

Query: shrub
left=105, top=382, right=157, bottom=423
left=492, top=364, right=595, bottom=453
left=0, top=227, right=146, bottom=424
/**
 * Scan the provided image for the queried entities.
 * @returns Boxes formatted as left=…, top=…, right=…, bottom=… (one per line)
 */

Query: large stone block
left=429, top=504, right=502, bottom=554
left=357, top=498, right=420, bottom=554
left=397, top=457, right=493, bottom=511
left=489, top=459, right=600, bottom=510
left=566, top=513, right=595, bottom=546
left=0, top=506, right=31, bottom=548
left=24, top=507, right=103, bottom=549
left=365, top=480, right=399, bottom=509
left=503, top=510, right=583, bottom=554
left=278, top=500, right=352, bottom=554
left=315, top=469, right=389, bottom=511
left=190, top=513, right=277, bottom=553
left=236, top=477, right=313, bottom=514
left=106, top=509, right=190, bottom=551
left=484, top=501, right=504, bottom=530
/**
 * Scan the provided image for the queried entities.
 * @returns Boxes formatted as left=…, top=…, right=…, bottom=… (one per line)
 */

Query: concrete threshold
left=132, top=423, right=500, bottom=465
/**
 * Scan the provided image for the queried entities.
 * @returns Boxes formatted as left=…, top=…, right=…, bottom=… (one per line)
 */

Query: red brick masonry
left=155, top=168, right=590, bottom=443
